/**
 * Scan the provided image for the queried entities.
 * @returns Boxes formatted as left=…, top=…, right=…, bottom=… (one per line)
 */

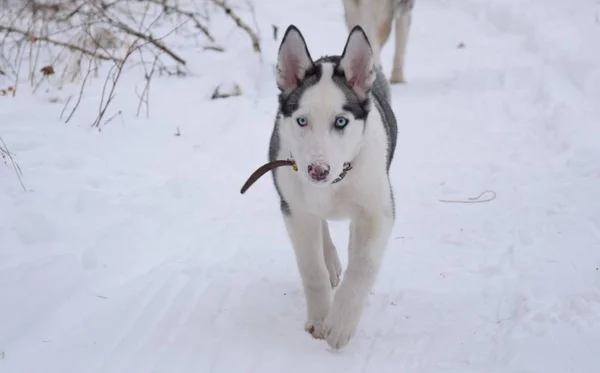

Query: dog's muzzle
left=307, top=163, right=330, bottom=182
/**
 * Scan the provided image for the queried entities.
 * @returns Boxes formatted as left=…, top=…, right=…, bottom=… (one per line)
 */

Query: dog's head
left=275, top=25, right=375, bottom=185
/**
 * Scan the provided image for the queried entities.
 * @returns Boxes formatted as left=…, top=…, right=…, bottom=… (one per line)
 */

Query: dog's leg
left=323, top=211, right=394, bottom=349
left=322, top=220, right=342, bottom=288
left=283, top=211, right=332, bottom=339
left=371, top=12, right=394, bottom=71
left=375, top=0, right=395, bottom=55
left=390, top=7, right=412, bottom=84
left=342, top=0, right=391, bottom=70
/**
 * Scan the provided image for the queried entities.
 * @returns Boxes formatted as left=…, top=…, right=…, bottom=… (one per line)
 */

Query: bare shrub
left=0, top=0, right=261, bottom=127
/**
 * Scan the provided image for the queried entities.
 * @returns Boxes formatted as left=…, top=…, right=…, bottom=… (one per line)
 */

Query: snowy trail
left=1, top=0, right=600, bottom=372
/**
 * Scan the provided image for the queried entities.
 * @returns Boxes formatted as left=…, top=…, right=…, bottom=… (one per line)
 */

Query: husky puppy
left=341, top=0, right=415, bottom=83
left=268, top=25, right=398, bottom=349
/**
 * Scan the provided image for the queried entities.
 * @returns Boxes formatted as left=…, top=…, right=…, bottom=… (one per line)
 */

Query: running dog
left=268, top=25, right=398, bottom=349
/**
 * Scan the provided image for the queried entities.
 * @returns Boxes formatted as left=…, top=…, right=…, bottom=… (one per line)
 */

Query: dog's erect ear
left=276, top=25, right=314, bottom=93
left=338, top=26, right=374, bottom=100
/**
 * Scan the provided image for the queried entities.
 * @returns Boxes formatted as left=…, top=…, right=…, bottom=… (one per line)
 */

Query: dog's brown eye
left=334, top=117, right=349, bottom=129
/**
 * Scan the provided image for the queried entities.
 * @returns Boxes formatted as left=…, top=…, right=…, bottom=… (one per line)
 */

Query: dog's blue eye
left=296, top=117, right=308, bottom=127
left=334, top=117, right=349, bottom=129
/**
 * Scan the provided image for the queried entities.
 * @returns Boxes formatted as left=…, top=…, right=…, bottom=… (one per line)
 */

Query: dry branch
left=135, top=52, right=159, bottom=117
left=0, top=25, right=121, bottom=62
left=210, top=0, right=260, bottom=52
left=101, top=15, right=186, bottom=65
left=145, top=0, right=215, bottom=42
left=64, top=46, right=99, bottom=123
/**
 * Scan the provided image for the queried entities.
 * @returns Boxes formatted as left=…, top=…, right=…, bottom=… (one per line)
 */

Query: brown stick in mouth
left=240, top=159, right=297, bottom=194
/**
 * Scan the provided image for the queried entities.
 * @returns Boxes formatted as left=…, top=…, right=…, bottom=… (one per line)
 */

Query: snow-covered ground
left=2, top=0, right=600, bottom=371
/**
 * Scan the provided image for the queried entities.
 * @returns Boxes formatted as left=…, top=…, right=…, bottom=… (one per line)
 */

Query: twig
left=136, top=52, right=159, bottom=117
left=438, top=190, right=497, bottom=204
left=203, top=45, right=224, bottom=52
left=210, top=0, right=260, bottom=52
left=93, top=61, right=119, bottom=127
left=0, top=136, right=26, bottom=191
left=99, top=10, right=187, bottom=65
left=65, top=50, right=98, bottom=123
left=0, top=25, right=121, bottom=62
left=59, top=95, right=73, bottom=120
left=145, top=0, right=215, bottom=42
left=102, top=110, right=122, bottom=127
left=244, top=0, right=261, bottom=42
left=92, top=59, right=122, bottom=127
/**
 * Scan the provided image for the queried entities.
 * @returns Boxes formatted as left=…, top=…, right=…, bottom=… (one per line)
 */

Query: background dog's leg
left=372, top=12, right=394, bottom=71
left=390, top=7, right=412, bottom=84
left=322, top=220, right=342, bottom=288
left=283, top=212, right=332, bottom=339
left=323, top=212, right=394, bottom=349
left=341, top=0, right=392, bottom=70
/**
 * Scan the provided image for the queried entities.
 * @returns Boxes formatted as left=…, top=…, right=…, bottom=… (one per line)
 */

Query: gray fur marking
left=371, top=66, right=398, bottom=172
left=268, top=112, right=290, bottom=215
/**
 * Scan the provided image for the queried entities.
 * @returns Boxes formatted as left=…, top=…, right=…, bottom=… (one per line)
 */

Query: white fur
left=281, top=64, right=366, bottom=184
left=341, top=0, right=413, bottom=83
left=273, top=28, right=395, bottom=349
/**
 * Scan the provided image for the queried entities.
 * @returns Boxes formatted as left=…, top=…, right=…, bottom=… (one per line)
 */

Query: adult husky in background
left=341, top=0, right=415, bottom=83
left=268, top=25, right=398, bottom=349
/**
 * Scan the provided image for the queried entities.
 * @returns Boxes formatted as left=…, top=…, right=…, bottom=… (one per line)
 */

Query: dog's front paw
left=303, top=290, right=332, bottom=339
left=329, top=268, right=341, bottom=289
left=322, top=303, right=362, bottom=349
left=304, top=318, right=327, bottom=339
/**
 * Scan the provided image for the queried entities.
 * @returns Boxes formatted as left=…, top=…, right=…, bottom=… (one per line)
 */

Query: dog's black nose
left=308, top=164, right=330, bottom=181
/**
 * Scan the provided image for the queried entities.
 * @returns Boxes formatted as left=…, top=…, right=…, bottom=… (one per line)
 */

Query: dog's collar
left=240, top=159, right=352, bottom=194
left=331, top=162, right=353, bottom=184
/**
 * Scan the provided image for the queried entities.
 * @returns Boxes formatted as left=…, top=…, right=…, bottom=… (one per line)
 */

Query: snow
left=1, top=0, right=600, bottom=371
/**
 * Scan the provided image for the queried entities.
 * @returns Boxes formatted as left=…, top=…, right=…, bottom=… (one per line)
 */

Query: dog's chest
left=296, top=185, right=355, bottom=219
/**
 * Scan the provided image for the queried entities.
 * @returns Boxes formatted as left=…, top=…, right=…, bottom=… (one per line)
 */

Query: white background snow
left=2, top=0, right=600, bottom=372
